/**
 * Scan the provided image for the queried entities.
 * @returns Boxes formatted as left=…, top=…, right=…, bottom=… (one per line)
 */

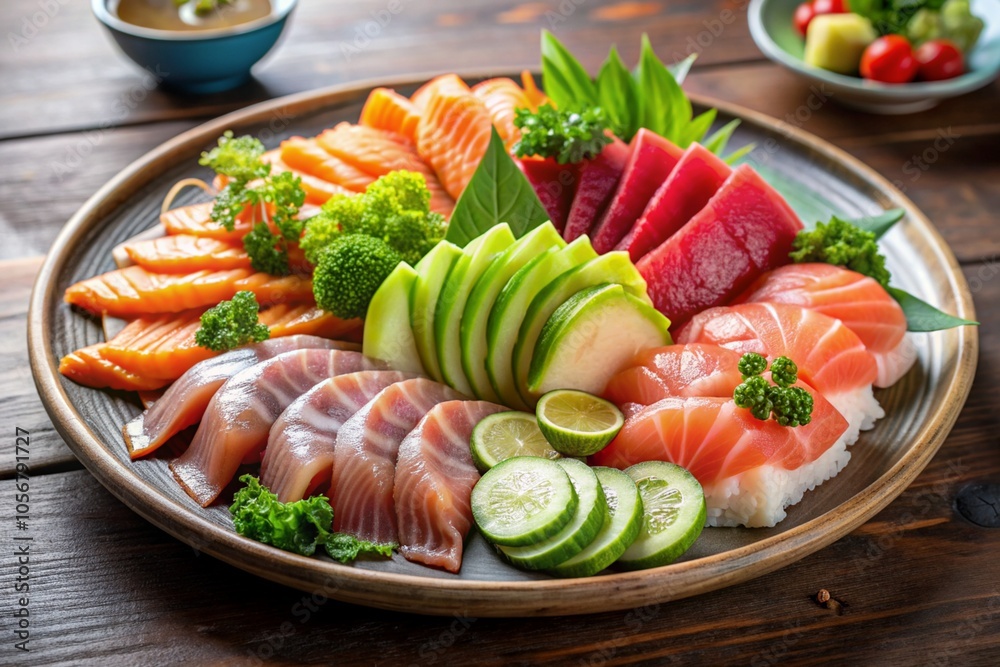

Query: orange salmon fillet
left=59, top=344, right=172, bottom=392
left=161, top=202, right=254, bottom=241
left=64, top=266, right=313, bottom=317
left=261, top=149, right=354, bottom=204
left=472, top=78, right=532, bottom=149
left=411, top=74, right=469, bottom=109
left=124, top=235, right=252, bottom=273
left=520, top=71, right=549, bottom=109
left=416, top=83, right=493, bottom=201
left=316, top=123, right=455, bottom=216
left=280, top=137, right=375, bottom=192
left=100, top=303, right=360, bottom=381
left=360, top=88, right=421, bottom=142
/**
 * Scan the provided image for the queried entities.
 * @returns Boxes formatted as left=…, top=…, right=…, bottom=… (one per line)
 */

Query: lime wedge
left=470, top=412, right=561, bottom=473
left=536, top=390, right=625, bottom=457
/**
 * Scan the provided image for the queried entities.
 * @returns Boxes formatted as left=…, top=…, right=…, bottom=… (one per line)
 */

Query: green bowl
left=749, top=0, right=1000, bottom=114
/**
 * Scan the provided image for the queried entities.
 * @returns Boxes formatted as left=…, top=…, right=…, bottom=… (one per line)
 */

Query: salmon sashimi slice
left=161, top=202, right=254, bottom=242
left=261, top=149, right=354, bottom=205
left=124, top=235, right=252, bottom=274
left=416, top=82, right=493, bottom=201
left=260, top=371, right=416, bottom=503
left=520, top=71, right=549, bottom=110
left=360, top=87, right=422, bottom=142
left=590, top=394, right=849, bottom=527
left=170, top=349, right=383, bottom=506
left=59, top=344, right=173, bottom=392
left=123, top=336, right=360, bottom=459
left=315, top=124, right=456, bottom=217
left=260, top=303, right=363, bottom=342
left=103, top=309, right=213, bottom=379
left=603, top=344, right=746, bottom=408
left=677, top=302, right=883, bottom=441
left=394, top=400, right=508, bottom=573
left=279, top=137, right=375, bottom=193
left=64, top=266, right=313, bottom=317
left=471, top=77, right=532, bottom=149
left=737, top=263, right=917, bottom=388
left=332, top=378, right=464, bottom=545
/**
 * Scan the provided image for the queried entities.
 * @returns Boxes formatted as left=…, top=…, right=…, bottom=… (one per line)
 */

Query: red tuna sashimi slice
left=677, top=302, right=882, bottom=442
left=170, top=349, right=383, bottom=506
left=736, top=263, right=916, bottom=388
left=519, top=157, right=579, bottom=232
left=563, top=137, right=630, bottom=242
left=603, top=344, right=745, bottom=407
left=332, top=378, right=465, bottom=545
left=588, top=129, right=684, bottom=253
left=394, top=400, right=508, bottom=572
left=260, top=371, right=415, bottom=503
left=123, top=336, right=360, bottom=459
left=636, top=164, right=804, bottom=329
left=589, top=393, right=849, bottom=527
left=617, top=142, right=732, bottom=262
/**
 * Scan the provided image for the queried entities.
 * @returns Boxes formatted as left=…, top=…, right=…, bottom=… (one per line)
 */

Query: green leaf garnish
left=597, top=46, right=639, bottom=140
left=849, top=208, right=906, bottom=239
left=887, top=287, right=978, bottom=332
left=541, top=30, right=599, bottom=110
left=194, top=290, right=270, bottom=352
left=324, top=533, right=395, bottom=564
left=512, top=104, right=613, bottom=164
left=445, top=127, right=550, bottom=247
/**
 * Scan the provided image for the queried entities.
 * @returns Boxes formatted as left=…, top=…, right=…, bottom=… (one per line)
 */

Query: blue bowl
left=749, top=0, right=1000, bottom=114
left=93, top=0, right=298, bottom=94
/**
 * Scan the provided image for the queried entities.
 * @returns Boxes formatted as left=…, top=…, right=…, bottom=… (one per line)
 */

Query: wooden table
left=2, top=1, right=999, bottom=664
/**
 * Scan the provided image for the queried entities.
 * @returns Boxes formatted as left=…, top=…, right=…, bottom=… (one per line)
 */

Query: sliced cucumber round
left=472, top=457, right=577, bottom=547
left=616, top=461, right=706, bottom=571
left=499, top=458, right=609, bottom=570
left=470, top=411, right=561, bottom=473
left=548, top=467, right=643, bottom=578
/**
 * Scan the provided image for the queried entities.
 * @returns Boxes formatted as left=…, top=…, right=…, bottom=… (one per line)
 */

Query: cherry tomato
left=794, top=2, right=816, bottom=37
left=915, top=39, right=965, bottom=81
left=812, top=0, right=849, bottom=16
left=861, top=35, right=918, bottom=84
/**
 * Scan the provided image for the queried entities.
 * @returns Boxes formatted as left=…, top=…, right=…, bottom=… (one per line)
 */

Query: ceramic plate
left=27, top=75, right=978, bottom=616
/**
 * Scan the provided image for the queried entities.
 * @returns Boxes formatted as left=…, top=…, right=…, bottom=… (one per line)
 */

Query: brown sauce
left=114, top=0, right=272, bottom=32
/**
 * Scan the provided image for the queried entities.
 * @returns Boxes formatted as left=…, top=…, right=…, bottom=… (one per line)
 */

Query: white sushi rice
left=703, top=385, right=883, bottom=528
left=704, top=433, right=852, bottom=528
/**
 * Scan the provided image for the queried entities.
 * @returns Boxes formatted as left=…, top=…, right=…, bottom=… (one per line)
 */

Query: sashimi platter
left=28, top=32, right=978, bottom=616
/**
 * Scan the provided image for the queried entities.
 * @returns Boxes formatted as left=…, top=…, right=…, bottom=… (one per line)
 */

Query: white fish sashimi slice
left=260, top=370, right=417, bottom=503
left=394, top=400, right=507, bottom=573
left=332, top=378, right=465, bottom=545
left=170, top=349, right=383, bottom=507
left=123, top=335, right=360, bottom=459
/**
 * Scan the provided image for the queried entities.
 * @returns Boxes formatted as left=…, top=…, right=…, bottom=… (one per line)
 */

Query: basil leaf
left=445, top=128, right=550, bottom=247
left=541, top=30, right=598, bottom=109
left=597, top=46, right=639, bottom=141
left=634, top=34, right=690, bottom=141
left=703, top=118, right=741, bottom=155
left=684, top=108, right=717, bottom=147
left=887, top=286, right=978, bottom=332
left=850, top=208, right=905, bottom=239
left=724, top=143, right=755, bottom=165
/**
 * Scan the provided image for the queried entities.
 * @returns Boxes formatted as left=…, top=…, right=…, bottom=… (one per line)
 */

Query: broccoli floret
left=790, top=216, right=891, bottom=288
left=194, top=290, right=270, bottom=352
left=300, top=171, right=444, bottom=267
left=312, top=234, right=403, bottom=319
left=513, top=104, right=613, bottom=164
